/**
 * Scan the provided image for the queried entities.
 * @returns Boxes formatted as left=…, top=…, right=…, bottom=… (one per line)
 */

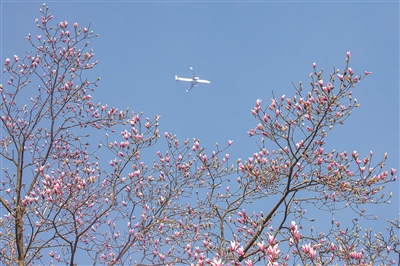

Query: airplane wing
left=186, top=82, right=196, bottom=93
left=190, top=67, right=196, bottom=79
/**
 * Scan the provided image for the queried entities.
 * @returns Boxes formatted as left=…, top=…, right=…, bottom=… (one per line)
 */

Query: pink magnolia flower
left=309, top=248, right=316, bottom=260
left=268, top=234, right=275, bottom=244
left=158, top=253, right=166, bottom=261
left=4, top=58, right=10, bottom=66
left=212, top=258, right=222, bottom=266
left=257, top=241, right=266, bottom=253
left=229, top=240, right=237, bottom=252
left=59, top=20, right=68, bottom=29
left=267, top=244, right=280, bottom=260
left=248, top=128, right=256, bottom=136
left=302, top=243, right=310, bottom=253
left=349, top=251, right=362, bottom=260
left=290, top=221, right=297, bottom=230
left=237, top=247, right=244, bottom=256
left=244, top=259, right=253, bottom=266
left=390, top=168, right=396, bottom=175
left=347, top=51, right=351, bottom=58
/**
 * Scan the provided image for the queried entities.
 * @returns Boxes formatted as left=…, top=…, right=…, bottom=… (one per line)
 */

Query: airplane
left=175, top=67, right=210, bottom=92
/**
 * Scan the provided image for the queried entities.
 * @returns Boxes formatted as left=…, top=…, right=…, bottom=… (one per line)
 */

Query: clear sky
left=1, top=0, right=399, bottom=264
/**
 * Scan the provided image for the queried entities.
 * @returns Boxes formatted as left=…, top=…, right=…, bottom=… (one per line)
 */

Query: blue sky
left=1, top=2, right=399, bottom=151
left=1, top=0, right=399, bottom=264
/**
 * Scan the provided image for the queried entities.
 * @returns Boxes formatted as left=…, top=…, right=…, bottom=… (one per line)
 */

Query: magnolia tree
left=0, top=4, right=399, bottom=266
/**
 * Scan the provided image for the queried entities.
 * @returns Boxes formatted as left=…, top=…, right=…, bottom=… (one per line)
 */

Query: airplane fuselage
left=175, top=76, right=210, bottom=84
